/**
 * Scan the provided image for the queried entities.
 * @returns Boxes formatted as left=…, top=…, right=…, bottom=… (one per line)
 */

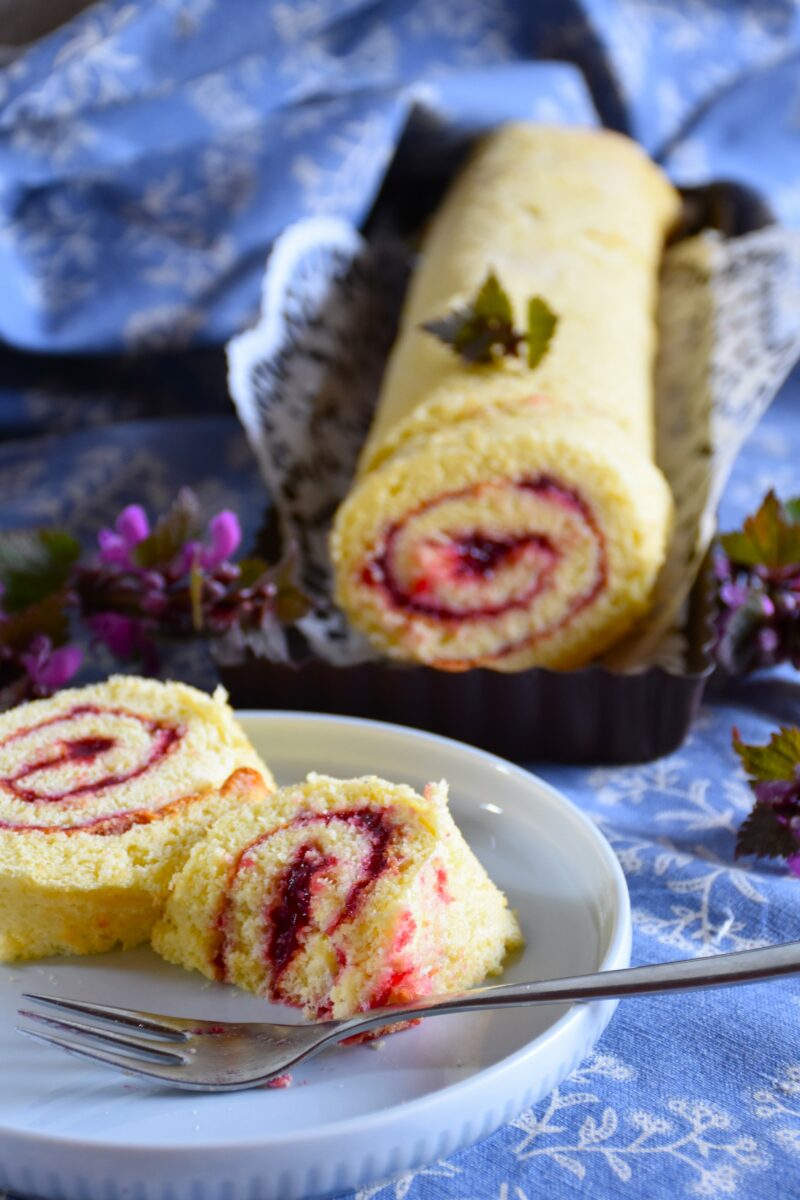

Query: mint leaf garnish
left=526, top=295, right=558, bottom=368
left=0, top=530, right=80, bottom=613
left=422, top=271, right=523, bottom=364
left=421, top=271, right=556, bottom=368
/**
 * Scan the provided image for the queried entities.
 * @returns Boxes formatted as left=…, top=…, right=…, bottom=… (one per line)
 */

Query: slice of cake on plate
left=153, top=772, right=522, bottom=1020
left=0, top=676, right=273, bottom=960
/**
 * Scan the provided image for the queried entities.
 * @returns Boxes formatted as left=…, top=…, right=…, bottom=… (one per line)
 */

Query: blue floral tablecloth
left=2, top=2, right=800, bottom=1197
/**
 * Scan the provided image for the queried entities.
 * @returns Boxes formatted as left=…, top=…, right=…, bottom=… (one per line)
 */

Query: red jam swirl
left=0, top=704, right=184, bottom=834
left=267, top=843, right=337, bottom=984
left=212, top=807, right=395, bottom=1004
left=361, top=475, right=607, bottom=659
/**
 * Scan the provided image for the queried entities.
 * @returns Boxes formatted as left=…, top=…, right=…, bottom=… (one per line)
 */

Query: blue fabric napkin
left=1, top=2, right=800, bottom=1198
left=1, top=0, right=799, bottom=355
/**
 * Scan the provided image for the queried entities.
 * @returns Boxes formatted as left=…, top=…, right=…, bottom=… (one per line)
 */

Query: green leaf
left=421, top=271, right=525, bottom=365
left=236, top=557, right=272, bottom=589
left=720, top=490, right=800, bottom=569
left=526, top=295, right=558, bottom=369
left=0, top=593, right=69, bottom=653
left=132, top=489, right=201, bottom=569
left=0, top=529, right=80, bottom=613
left=472, top=270, right=514, bottom=325
left=736, top=801, right=798, bottom=861
left=733, top=725, right=800, bottom=783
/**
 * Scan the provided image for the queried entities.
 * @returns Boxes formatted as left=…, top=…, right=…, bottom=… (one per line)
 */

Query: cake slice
left=153, top=773, right=522, bottom=1020
left=0, top=676, right=273, bottom=961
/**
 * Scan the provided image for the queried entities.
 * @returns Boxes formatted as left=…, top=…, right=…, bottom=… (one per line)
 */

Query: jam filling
left=267, top=843, right=337, bottom=985
left=212, top=807, right=395, bottom=1004
left=369, top=964, right=420, bottom=1010
left=365, top=526, right=556, bottom=620
left=0, top=704, right=184, bottom=832
left=446, top=533, right=542, bottom=580
left=361, top=475, right=607, bottom=656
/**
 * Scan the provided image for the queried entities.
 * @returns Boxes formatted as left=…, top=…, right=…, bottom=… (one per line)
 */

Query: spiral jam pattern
left=0, top=678, right=273, bottom=964
left=360, top=476, right=606, bottom=665
left=0, top=704, right=185, bottom=834
left=153, top=774, right=523, bottom=1022
left=212, top=807, right=401, bottom=1013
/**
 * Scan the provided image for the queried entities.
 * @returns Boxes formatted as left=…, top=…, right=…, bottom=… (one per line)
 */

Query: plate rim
left=1, top=709, right=631, bottom=1155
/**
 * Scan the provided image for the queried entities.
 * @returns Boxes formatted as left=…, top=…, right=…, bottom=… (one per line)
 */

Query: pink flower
left=202, top=511, right=241, bottom=569
left=20, top=636, right=82, bottom=693
left=98, top=505, right=150, bottom=568
left=88, top=613, right=158, bottom=672
left=178, top=511, right=242, bottom=574
left=88, top=613, right=142, bottom=658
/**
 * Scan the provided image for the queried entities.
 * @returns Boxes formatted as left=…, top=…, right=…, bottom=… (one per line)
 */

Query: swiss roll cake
left=0, top=676, right=273, bottom=960
left=153, top=773, right=522, bottom=1020
left=331, top=125, right=680, bottom=671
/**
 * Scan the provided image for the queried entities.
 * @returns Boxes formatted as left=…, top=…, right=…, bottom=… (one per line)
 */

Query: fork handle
left=334, top=941, right=800, bottom=1038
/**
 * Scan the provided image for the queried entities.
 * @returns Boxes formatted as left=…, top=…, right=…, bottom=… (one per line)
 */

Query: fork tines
left=16, top=992, right=192, bottom=1078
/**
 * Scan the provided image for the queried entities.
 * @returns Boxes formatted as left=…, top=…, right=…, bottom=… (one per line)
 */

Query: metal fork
left=16, top=941, right=800, bottom=1092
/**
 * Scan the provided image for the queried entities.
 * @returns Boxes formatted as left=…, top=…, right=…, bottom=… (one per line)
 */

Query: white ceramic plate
left=0, top=712, right=630, bottom=1200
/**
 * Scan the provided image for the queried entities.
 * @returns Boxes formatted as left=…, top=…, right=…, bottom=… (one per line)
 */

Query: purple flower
left=98, top=505, right=150, bottom=568
left=88, top=613, right=142, bottom=658
left=88, top=612, right=158, bottom=672
left=201, top=512, right=241, bottom=570
left=177, top=512, right=242, bottom=574
left=787, top=851, right=800, bottom=879
left=20, top=636, right=82, bottom=692
left=719, top=581, right=749, bottom=609
left=757, top=626, right=780, bottom=658
left=177, top=539, right=202, bottom=575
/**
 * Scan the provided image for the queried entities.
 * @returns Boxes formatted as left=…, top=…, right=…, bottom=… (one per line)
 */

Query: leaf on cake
left=421, top=271, right=526, bottom=365
left=526, top=295, right=559, bottom=368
